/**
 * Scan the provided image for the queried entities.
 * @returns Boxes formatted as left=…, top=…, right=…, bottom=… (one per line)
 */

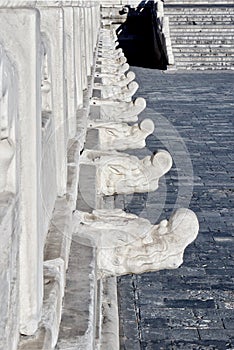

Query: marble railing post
left=38, top=3, right=68, bottom=196
left=79, top=5, right=88, bottom=91
left=91, top=4, right=97, bottom=54
left=84, top=4, right=92, bottom=77
left=88, top=3, right=94, bottom=69
left=0, top=7, right=43, bottom=336
left=74, top=6, right=84, bottom=108
left=63, top=4, right=77, bottom=138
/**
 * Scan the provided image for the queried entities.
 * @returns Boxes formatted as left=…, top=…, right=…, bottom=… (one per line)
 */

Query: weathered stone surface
left=99, top=277, right=120, bottom=350
left=18, top=258, right=65, bottom=350
left=55, top=236, right=97, bottom=350
left=44, top=197, right=72, bottom=271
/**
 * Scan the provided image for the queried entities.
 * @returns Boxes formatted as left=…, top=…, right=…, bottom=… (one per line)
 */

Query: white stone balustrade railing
left=0, top=2, right=100, bottom=349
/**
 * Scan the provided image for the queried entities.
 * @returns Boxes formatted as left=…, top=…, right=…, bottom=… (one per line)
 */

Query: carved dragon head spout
left=74, top=208, right=199, bottom=279
left=103, top=150, right=172, bottom=195
left=81, top=148, right=172, bottom=196
left=134, top=149, right=172, bottom=193
left=88, top=118, right=154, bottom=151
left=118, top=208, right=199, bottom=276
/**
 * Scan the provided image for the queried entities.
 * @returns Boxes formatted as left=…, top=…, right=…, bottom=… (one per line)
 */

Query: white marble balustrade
left=0, top=2, right=100, bottom=349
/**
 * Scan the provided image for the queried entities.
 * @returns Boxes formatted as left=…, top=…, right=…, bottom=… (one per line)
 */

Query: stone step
left=175, top=59, right=234, bottom=65
left=175, top=62, right=234, bottom=69
left=170, top=33, right=234, bottom=39
left=165, top=6, right=234, bottom=11
left=174, top=55, right=234, bottom=62
left=172, top=43, right=234, bottom=49
left=172, top=47, right=234, bottom=54
left=169, top=25, right=234, bottom=33
left=166, top=13, right=234, bottom=19
left=174, top=56, right=234, bottom=64
left=166, top=3, right=234, bottom=70
left=172, top=37, right=234, bottom=44
left=165, top=7, right=234, bottom=12
left=164, top=0, right=234, bottom=5
left=174, top=53, right=234, bottom=59
left=168, top=20, right=234, bottom=26
left=167, top=17, right=234, bottom=25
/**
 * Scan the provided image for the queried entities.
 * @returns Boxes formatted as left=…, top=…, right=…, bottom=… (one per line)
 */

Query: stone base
left=97, top=278, right=119, bottom=350
left=77, top=163, right=104, bottom=213
left=55, top=237, right=97, bottom=350
left=18, top=259, right=65, bottom=350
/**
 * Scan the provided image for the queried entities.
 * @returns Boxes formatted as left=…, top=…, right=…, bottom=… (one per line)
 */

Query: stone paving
left=117, top=68, right=234, bottom=350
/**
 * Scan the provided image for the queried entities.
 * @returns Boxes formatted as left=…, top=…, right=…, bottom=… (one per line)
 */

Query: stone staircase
left=164, top=1, right=234, bottom=69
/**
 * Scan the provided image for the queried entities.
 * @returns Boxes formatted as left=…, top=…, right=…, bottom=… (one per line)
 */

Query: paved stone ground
left=117, top=69, right=234, bottom=350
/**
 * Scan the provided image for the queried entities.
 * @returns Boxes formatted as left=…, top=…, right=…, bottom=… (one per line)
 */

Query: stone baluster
left=63, top=4, right=77, bottom=138
left=84, top=5, right=92, bottom=77
left=80, top=5, right=88, bottom=91
left=38, top=3, right=68, bottom=197
left=91, top=3, right=100, bottom=52
left=74, top=6, right=84, bottom=108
